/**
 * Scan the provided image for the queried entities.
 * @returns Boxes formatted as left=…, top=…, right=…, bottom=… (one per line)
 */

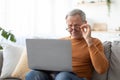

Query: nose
left=71, top=26, right=76, bottom=29
left=71, top=25, right=79, bottom=30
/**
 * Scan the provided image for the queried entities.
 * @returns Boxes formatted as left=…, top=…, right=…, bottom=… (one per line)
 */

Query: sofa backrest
left=92, top=41, right=112, bottom=80
left=0, top=50, right=3, bottom=75
left=92, top=41, right=120, bottom=80
left=108, top=41, right=120, bottom=80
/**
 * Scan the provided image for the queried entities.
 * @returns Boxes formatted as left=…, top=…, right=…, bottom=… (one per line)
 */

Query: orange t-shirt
left=62, top=36, right=109, bottom=80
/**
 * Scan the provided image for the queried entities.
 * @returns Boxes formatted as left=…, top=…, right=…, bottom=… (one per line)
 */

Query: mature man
left=25, top=9, right=109, bottom=80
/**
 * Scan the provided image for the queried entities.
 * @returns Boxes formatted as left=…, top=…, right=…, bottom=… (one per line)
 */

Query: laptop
left=26, top=39, right=72, bottom=71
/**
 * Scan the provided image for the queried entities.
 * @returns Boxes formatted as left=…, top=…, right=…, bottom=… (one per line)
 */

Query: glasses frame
left=66, top=25, right=80, bottom=32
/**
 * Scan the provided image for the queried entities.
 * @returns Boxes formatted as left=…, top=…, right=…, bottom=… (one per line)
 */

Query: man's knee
left=55, top=72, right=71, bottom=80
left=26, top=70, right=42, bottom=76
left=25, top=70, right=48, bottom=80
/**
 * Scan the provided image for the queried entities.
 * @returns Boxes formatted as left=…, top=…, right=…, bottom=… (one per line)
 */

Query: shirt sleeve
left=88, top=38, right=109, bottom=74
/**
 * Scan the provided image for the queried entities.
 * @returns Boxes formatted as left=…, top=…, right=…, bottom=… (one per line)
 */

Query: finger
left=80, top=25, right=87, bottom=32
left=81, top=26, right=86, bottom=33
left=80, top=24, right=88, bottom=28
left=81, top=24, right=91, bottom=31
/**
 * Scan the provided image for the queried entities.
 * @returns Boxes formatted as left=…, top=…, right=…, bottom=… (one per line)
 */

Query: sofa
left=0, top=41, right=120, bottom=80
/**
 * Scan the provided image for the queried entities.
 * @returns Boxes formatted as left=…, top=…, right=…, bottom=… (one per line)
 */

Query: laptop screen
left=26, top=39, right=72, bottom=71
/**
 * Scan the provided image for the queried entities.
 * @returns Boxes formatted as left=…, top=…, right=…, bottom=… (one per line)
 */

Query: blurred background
left=0, top=0, right=120, bottom=45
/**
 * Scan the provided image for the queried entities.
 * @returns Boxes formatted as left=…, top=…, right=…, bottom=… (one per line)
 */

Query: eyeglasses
left=66, top=26, right=80, bottom=32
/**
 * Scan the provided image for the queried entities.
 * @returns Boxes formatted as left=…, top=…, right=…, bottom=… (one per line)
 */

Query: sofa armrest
left=0, top=50, right=3, bottom=75
left=4, top=77, right=21, bottom=80
left=0, top=78, right=21, bottom=80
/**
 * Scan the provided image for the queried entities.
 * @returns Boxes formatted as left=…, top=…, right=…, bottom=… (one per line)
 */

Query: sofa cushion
left=0, top=44, right=24, bottom=78
left=11, top=48, right=31, bottom=80
left=108, top=41, right=120, bottom=80
left=92, top=41, right=111, bottom=80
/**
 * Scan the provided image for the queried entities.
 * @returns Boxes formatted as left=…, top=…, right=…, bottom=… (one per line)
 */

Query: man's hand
left=80, top=24, right=93, bottom=46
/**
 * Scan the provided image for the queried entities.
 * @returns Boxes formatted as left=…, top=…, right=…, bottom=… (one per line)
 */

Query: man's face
left=66, top=14, right=85, bottom=39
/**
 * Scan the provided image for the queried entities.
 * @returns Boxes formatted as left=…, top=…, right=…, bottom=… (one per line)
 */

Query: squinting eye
left=75, top=24, right=80, bottom=27
left=68, top=25, right=72, bottom=27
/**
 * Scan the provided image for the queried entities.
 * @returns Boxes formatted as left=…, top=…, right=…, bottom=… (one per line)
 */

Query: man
left=25, top=9, right=109, bottom=80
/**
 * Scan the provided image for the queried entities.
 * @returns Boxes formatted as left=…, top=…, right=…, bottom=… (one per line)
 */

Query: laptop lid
left=26, top=39, right=72, bottom=71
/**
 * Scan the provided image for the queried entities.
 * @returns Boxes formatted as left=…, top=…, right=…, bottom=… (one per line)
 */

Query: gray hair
left=66, top=9, right=86, bottom=22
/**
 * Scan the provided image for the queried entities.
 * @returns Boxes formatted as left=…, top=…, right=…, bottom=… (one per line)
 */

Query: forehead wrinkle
left=66, top=15, right=83, bottom=25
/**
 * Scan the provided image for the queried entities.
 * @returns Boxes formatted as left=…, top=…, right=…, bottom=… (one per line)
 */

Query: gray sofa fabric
left=108, top=41, right=120, bottom=80
left=92, top=41, right=120, bottom=80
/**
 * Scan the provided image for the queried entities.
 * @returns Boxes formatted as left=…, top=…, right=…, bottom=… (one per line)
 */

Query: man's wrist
left=85, top=37, right=93, bottom=47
